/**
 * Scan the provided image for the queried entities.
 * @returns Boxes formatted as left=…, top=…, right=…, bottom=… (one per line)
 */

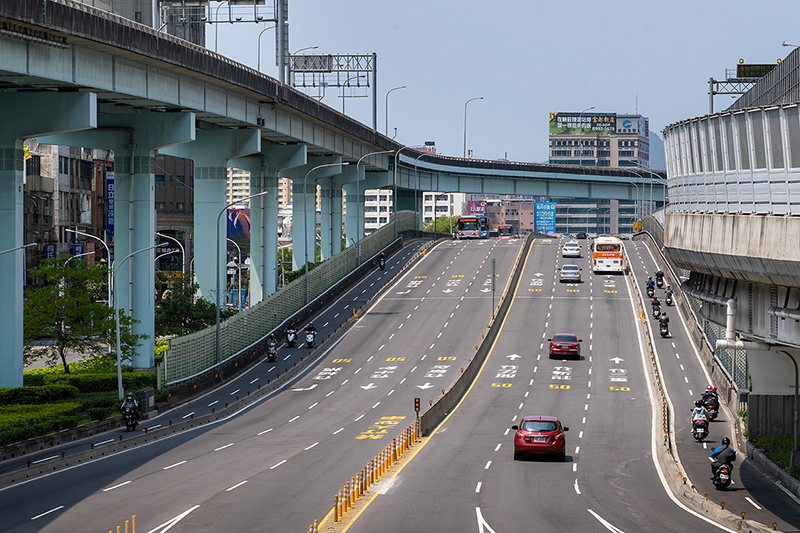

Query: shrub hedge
left=0, top=384, right=80, bottom=406
left=0, top=403, right=82, bottom=433
left=42, top=372, right=155, bottom=392
left=0, top=415, right=82, bottom=448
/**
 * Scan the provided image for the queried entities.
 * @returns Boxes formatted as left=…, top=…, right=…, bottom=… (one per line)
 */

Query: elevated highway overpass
left=0, top=0, right=663, bottom=387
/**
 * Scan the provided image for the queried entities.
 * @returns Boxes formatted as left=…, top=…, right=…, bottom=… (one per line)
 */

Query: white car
left=559, top=264, right=582, bottom=283
left=561, top=242, right=581, bottom=258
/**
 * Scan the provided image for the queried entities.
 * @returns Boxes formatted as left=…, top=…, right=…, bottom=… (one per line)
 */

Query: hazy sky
left=209, top=0, right=800, bottom=163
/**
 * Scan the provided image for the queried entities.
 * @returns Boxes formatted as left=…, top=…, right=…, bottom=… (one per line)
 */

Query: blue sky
left=210, top=0, right=799, bottom=164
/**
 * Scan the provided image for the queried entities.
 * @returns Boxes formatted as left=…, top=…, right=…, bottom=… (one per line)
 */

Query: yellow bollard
left=334, top=494, right=340, bottom=523
left=355, top=473, right=360, bottom=500
left=314, top=519, right=319, bottom=532
left=338, top=489, right=344, bottom=517
left=117, top=527, right=121, bottom=533
left=372, top=457, right=377, bottom=482
left=351, top=476, right=356, bottom=503
left=344, top=481, right=350, bottom=512
left=125, top=520, right=129, bottom=533
left=132, top=516, right=136, bottom=533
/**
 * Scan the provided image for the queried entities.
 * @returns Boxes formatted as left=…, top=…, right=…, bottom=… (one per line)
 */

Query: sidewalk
left=23, top=340, right=108, bottom=372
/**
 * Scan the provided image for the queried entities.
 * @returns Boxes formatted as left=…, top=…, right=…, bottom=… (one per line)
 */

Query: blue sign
left=106, top=172, right=115, bottom=237
left=44, top=244, right=57, bottom=259
left=534, top=202, right=557, bottom=234
left=231, top=289, right=248, bottom=310
left=72, top=242, right=85, bottom=256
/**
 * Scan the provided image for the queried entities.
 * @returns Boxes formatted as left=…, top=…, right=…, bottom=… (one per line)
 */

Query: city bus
left=457, top=216, right=482, bottom=239
left=592, top=236, right=625, bottom=273
left=498, top=224, right=515, bottom=239
left=478, top=215, right=490, bottom=238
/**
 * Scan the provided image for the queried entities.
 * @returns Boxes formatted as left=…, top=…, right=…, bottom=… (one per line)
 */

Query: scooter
left=379, top=257, right=386, bottom=270
left=710, top=459, right=734, bottom=490
left=691, top=418, right=709, bottom=442
left=659, top=322, right=669, bottom=338
left=665, top=293, right=673, bottom=306
left=656, top=277, right=664, bottom=289
left=286, top=329, right=297, bottom=348
left=652, top=305, right=661, bottom=319
left=646, top=286, right=655, bottom=298
left=266, top=341, right=278, bottom=362
left=703, top=397, right=719, bottom=420
left=305, top=331, right=316, bottom=348
left=123, top=406, right=138, bottom=432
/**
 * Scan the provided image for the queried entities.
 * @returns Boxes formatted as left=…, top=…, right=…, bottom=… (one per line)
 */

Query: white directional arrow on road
left=506, top=354, right=522, bottom=360
left=609, top=357, right=625, bottom=364
left=291, top=384, right=318, bottom=392
left=417, top=383, right=434, bottom=389
left=480, top=288, right=491, bottom=293
left=442, top=289, right=453, bottom=293
left=534, top=273, right=544, bottom=277
left=360, top=383, right=377, bottom=390
left=395, top=290, right=411, bottom=295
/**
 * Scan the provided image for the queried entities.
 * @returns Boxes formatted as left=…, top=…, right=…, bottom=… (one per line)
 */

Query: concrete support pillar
left=330, top=181, right=344, bottom=255
left=319, top=179, right=333, bottom=261
left=160, top=130, right=261, bottom=305
left=0, top=93, right=96, bottom=388
left=343, top=181, right=362, bottom=250
left=282, top=158, right=343, bottom=270
left=395, top=188, right=420, bottom=229
left=41, top=112, right=195, bottom=369
left=228, top=145, right=306, bottom=303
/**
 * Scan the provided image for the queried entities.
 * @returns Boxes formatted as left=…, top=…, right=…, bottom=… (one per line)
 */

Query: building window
left=176, top=202, right=185, bottom=213
left=155, top=175, right=165, bottom=186
left=379, top=217, right=388, bottom=223
left=598, top=150, right=611, bottom=157
left=365, top=195, right=377, bottom=202
left=552, top=150, right=571, bottom=156
left=155, top=201, right=166, bottom=212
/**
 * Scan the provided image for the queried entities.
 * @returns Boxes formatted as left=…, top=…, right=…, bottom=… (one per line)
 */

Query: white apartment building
left=422, top=192, right=465, bottom=224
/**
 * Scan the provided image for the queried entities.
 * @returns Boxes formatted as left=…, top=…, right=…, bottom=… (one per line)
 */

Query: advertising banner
left=106, top=172, right=115, bottom=237
left=466, top=200, right=486, bottom=216
left=534, top=202, right=556, bottom=234
left=549, top=112, right=616, bottom=135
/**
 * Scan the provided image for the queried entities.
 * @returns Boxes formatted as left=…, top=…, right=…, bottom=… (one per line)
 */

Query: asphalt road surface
left=0, top=236, right=525, bottom=533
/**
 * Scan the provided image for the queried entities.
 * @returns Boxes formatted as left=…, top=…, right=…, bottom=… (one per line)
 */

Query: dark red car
left=512, top=415, right=569, bottom=461
left=548, top=333, right=582, bottom=359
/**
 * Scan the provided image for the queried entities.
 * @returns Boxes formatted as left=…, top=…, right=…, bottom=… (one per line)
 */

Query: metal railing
left=162, top=211, right=416, bottom=384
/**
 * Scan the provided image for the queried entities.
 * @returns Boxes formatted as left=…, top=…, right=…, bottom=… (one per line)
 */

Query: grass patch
left=751, top=434, right=800, bottom=480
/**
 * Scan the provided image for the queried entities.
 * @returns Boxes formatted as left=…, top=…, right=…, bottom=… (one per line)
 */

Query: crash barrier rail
left=639, top=218, right=748, bottom=395
left=162, top=211, right=417, bottom=385
left=418, top=233, right=534, bottom=436
left=309, top=419, right=421, bottom=530
left=108, top=515, right=136, bottom=533
left=0, top=235, right=441, bottom=486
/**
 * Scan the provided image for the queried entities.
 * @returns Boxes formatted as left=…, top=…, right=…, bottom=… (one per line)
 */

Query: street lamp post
left=256, top=24, right=275, bottom=73
left=413, top=152, right=429, bottom=232
left=155, top=232, right=185, bottom=275
left=64, top=251, right=95, bottom=266
left=66, top=229, right=112, bottom=308
left=114, top=242, right=169, bottom=399
left=463, top=96, right=484, bottom=158
left=0, top=242, right=35, bottom=257
left=577, top=106, right=595, bottom=166
left=216, top=191, right=269, bottom=363
left=385, top=85, right=407, bottom=136
left=342, top=75, right=365, bottom=114
left=214, top=0, right=231, bottom=53
left=356, top=150, right=395, bottom=266
left=617, top=177, right=641, bottom=232
left=227, top=237, right=242, bottom=310
left=303, top=162, right=350, bottom=303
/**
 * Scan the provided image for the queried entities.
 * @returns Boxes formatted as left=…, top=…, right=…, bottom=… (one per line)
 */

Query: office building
left=548, top=112, right=650, bottom=168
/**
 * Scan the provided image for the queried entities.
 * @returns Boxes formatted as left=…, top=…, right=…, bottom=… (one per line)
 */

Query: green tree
left=423, top=215, right=460, bottom=235
left=155, top=272, right=233, bottom=337
left=23, top=256, right=143, bottom=373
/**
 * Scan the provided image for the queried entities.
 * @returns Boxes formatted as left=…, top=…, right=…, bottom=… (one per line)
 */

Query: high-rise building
left=364, top=190, right=392, bottom=235
left=548, top=112, right=649, bottom=168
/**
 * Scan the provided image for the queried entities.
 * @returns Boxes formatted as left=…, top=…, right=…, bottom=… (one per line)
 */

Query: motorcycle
left=266, top=341, right=278, bottom=362
left=656, top=277, right=664, bottom=289
left=711, top=460, right=734, bottom=490
left=286, top=329, right=297, bottom=348
left=703, top=397, right=719, bottom=420
left=691, top=418, right=709, bottom=442
left=646, top=286, right=655, bottom=298
left=123, top=406, right=138, bottom=432
left=659, top=322, right=669, bottom=338
left=665, top=293, right=673, bottom=306
left=652, top=305, right=661, bottom=319
left=305, top=331, right=316, bottom=348
left=379, top=257, right=386, bottom=270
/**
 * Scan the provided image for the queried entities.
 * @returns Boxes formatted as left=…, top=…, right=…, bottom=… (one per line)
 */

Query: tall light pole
left=0, top=242, right=35, bottom=256
left=66, top=228, right=112, bottom=309
left=356, top=150, right=395, bottom=266
left=385, top=85, right=407, bottom=136
left=64, top=251, right=95, bottom=266
left=114, top=242, right=169, bottom=399
left=577, top=105, right=595, bottom=166
left=216, top=191, right=269, bottom=363
left=617, top=177, right=641, bottom=232
left=303, top=162, right=350, bottom=303
left=342, top=75, right=365, bottom=114
left=214, top=0, right=231, bottom=53
left=227, top=237, right=242, bottom=310
left=256, top=24, right=275, bottom=73
left=155, top=232, right=185, bottom=275
left=463, top=96, right=484, bottom=158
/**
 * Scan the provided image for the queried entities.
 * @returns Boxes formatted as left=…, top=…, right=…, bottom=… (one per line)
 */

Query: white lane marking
left=485, top=461, right=492, bottom=470
left=182, top=412, right=195, bottom=419
left=524, top=391, right=529, bottom=398
left=323, top=322, right=329, bottom=328
left=389, top=334, right=395, bottom=340
left=587, top=509, right=625, bottom=532
left=387, top=389, right=395, bottom=396
left=94, top=439, right=114, bottom=446
left=504, top=428, right=510, bottom=436
left=703, top=442, right=708, bottom=449
left=268, top=366, right=275, bottom=372
left=587, top=393, right=591, bottom=400
left=400, top=378, right=407, bottom=384
left=579, top=431, right=584, bottom=438
left=582, top=417, right=586, bottom=424
left=257, top=428, right=273, bottom=436
left=684, top=376, right=689, bottom=383
left=494, top=443, right=502, bottom=452
left=518, top=403, right=524, bottom=410
left=354, top=368, right=362, bottom=374
left=529, top=379, right=534, bottom=386
left=30, top=506, right=65, bottom=520
left=355, top=414, right=365, bottom=421
left=283, top=354, right=291, bottom=361
left=679, top=364, right=685, bottom=371
left=475, top=482, right=482, bottom=493
left=289, top=415, right=300, bottom=422
left=326, top=391, right=335, bottom=397
left=342, top=379, right=349, bottom=385
left=146, top=424, right=162, bottom=431
left=305, top=442, right=319, bottom=451
left=269, top=460, right=287, bottom=469
left=163, top=460, right=187, bottom=470
left=230, top=389, right=240, bottom=396
left=574, top=479, right=581, bottom=495
left=226, top=480, right=248, bottom=492
left=575, top=446, right=580, bottom=454
left=214, top=443, right=234, bottom=451
left=430, top=343, right=435, bottom=349
left=512, top=415, right=517, bottom=422
left=411, top=366, right=417, bottom=372
left=308, top=403, right=318, bottom=409
left=588, top=380, right=592, bottom=388
left=584, top=404, right=589, bottom=411
left=450, top=312, right=455, bottom=318
left=334, top=313, right=340, bottom=318
left=250, top=378, right=259, bottom=384
left=32, top=455, right=59, bottom=464
left=407, top=314, right=412, bottom=319
left=476, top=507, right=498, bottom=533
left=102, top=480, right=131, bottom=492
left=437, top=332, right=442, bottom=338
left=368, top=355, right=374, bottom=362
left=372, top=402, right=381, bottom=408
left=573, top=463, right=577, bottom=472
left=333, top=428, right=345, bottom=435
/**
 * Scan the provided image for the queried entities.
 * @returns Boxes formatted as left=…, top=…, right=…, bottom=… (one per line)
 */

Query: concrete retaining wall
left=748, top=395, right=798, bottom=439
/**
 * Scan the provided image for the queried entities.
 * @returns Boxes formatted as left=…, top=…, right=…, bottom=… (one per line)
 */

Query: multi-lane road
left=2, top=236, right=799, bottom=533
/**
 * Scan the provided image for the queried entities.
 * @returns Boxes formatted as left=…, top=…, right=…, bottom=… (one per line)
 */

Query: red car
left=548, top=333, right=582, bottom=359
left=512, top=415, right=569, bottom=461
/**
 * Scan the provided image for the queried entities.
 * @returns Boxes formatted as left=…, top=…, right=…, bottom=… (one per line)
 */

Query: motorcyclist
left=651, top=295, right=660, bottom=310
left=710, top=437, right=737, bottom=479
left=702, top=386, right=720, bottom=409
left=664, top=283, right=674, bottom=297
left=306, top=322, right=317, bottom=334
left=655, top=270, right=664, bottom=282
left=646, top=276, right=655, bottom=290
left=121, top=392, right=139, bottom=421
left=691, top=399, right=709, bottom=429
left=659, top=312, right=670, bottom=331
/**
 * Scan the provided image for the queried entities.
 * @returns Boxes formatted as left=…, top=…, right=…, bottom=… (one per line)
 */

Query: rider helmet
left=695, top=400, right=702, bottom=407
left=666, top=283, right=671, bottom=288
left=710, top=386, right=717, bottom=392
left=127, top=392, right=134, bottom=400
left=721, top=437, right=730, bottom=446
left=706, top=385, right=713, bottom=391
left=648, top=276, right=652, bottom=280
left=661, top=313, right=667, bottom=318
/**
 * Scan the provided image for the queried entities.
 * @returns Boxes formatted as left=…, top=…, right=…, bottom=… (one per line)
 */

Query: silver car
left=561, top=241, right=581, bottom=258
left=559, top=264, right=582, bottom=283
